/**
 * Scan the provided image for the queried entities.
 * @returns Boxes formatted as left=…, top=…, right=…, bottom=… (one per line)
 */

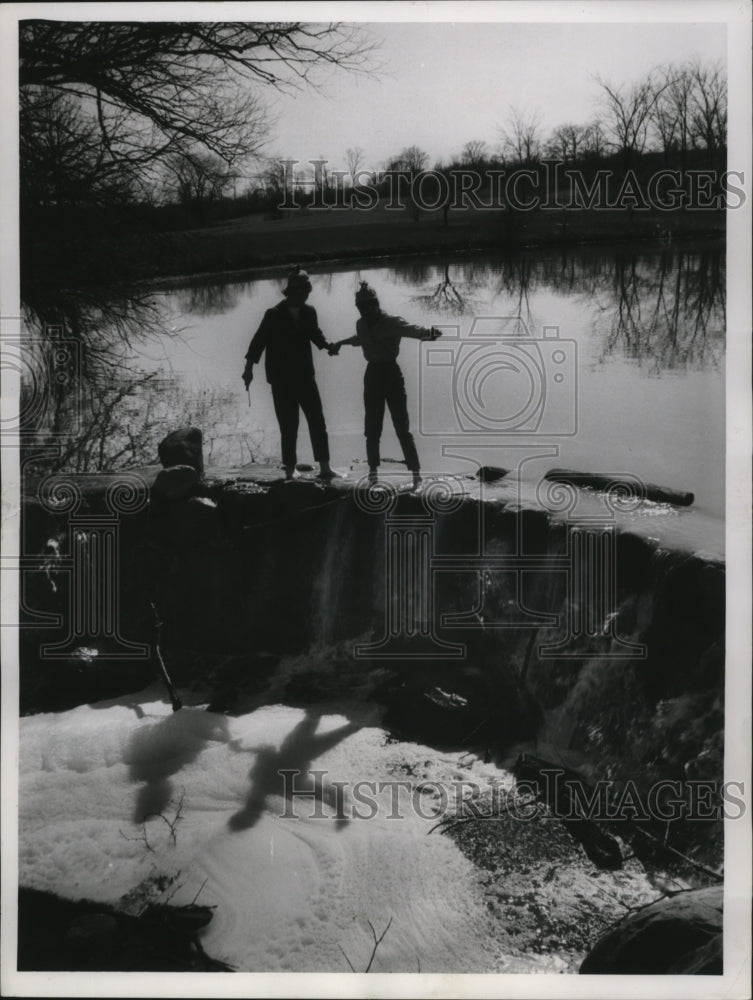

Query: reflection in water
left=392, top=243, right=724, bottom=372
left=21, top=369, right=271, bottom=475
left=595, top=248, right=725, bottom=372
left=22, top=284, right=172, bottom=379
left=410, top=264, right=477, bottom=315
left=21, top=279, right=274, bottom=473
left=173, top=279, right=254, bottom=318
left=493, top=257, right=536, bottom=329
left=20, top=243, right=724, bottom=475
left=21, top=285, right=180, bottom=474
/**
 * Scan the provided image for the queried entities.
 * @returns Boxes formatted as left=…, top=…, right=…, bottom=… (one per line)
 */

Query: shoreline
left=25, top=206, right=725, bottom=294
left=139, top=226, right=725, bottom=293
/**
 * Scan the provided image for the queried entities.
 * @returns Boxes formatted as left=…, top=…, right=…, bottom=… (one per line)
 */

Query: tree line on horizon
left=18, top=20, right=727, bottom=230
left=262, top=57, right=727, bottom=216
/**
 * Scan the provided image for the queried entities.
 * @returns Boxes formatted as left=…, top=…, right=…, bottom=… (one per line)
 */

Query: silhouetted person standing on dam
left=330, top=282, right=441, bottom=488
left=243, top=267, right=338, bottom=481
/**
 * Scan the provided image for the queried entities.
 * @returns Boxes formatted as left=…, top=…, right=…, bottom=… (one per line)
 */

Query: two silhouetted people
left=244, top=269, right=441, bottom=484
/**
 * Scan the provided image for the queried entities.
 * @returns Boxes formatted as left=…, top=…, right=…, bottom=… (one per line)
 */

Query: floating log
left=545, top=469, right=694, bottom=507
left=477, top=466, right=509, bottom=483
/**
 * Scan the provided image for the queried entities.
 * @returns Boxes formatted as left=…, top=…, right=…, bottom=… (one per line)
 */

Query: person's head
left=284, top=266, right=312, bottom=305
left=355, top=281, right=380, bottom=320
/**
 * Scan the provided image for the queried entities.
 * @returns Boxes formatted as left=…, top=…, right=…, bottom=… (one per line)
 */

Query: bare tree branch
left=364, top=917, right=393, bottom=973
left=20, top=21, right=376, bottom=203
left=499, top=106, right=542, bottom=165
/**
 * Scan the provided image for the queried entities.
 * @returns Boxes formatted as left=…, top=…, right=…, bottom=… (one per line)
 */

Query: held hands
left=327, top=343, right=341, bottom=356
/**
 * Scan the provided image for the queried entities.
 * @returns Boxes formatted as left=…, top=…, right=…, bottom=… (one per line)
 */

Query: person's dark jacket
left=245, top=301, right=329, bottom=383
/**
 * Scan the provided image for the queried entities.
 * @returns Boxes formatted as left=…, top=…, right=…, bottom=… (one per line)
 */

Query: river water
left=129, top=242, right=725, bottom=518
left=16, top=240, right=726, bottom=973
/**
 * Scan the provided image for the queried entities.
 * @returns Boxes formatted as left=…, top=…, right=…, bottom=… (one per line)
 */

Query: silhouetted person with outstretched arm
left=243, top=267, right=338, bottom=481
left=329, top=282, right=441, bottom=488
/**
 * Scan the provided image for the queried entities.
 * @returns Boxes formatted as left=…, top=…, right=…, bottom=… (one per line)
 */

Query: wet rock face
left=158, top=427, right=204, bottom=475
left=579, top=885, right=722, bottom=974
left=151, top=465, right=200, bottom=503
left=19, top=466, right=725, bottom=814
left=378, top=665, right=543, bottom=750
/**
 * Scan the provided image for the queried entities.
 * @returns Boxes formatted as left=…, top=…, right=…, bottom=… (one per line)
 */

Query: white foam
left=18, top=696, right=580, bottom=972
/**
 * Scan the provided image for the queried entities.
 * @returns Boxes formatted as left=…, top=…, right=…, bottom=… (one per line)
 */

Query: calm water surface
left=134, top=243, right=724, bottom=518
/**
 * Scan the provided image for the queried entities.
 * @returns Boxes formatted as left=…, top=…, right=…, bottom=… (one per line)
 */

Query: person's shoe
left=317, top=467, right=343, bottom=481
left=367, top=468, right=378, bottom=485
left=412, top=471, right=422, bottom=490
left=283, top=465, right=299, bottom=481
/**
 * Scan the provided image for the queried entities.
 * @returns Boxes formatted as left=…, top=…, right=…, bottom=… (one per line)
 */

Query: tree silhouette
left=595, top=71, right=670, bottom=167
left=499, top=107, right=543, bottom=165
left=346, top=146, right=365, bottom=187
left=20, top=21, right=374, bottom=203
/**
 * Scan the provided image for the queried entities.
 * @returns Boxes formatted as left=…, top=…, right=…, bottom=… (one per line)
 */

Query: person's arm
left=329, top=315, right=364, bottom=355
left=328, top=335, right=360, bottom=356
left=380, top=315, right=442, bottom=342
left=243, top=310, right=272, bottom=386
left=307, top=307, right=331, bottom=351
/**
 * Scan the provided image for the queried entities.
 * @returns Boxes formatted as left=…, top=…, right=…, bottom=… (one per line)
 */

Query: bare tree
left=499, top=107, right=542, bottom=165
left=20, top=21, right=375, bottom=201
left=345, top=146, right=365, bottom=186
left=651, top=69, right=682, bottom=161
left=581, top=119, right=607, bottom=159
left=663, top=65, right=695, bottom=169
left=545, top=123, right=587, bottom=162
left=312, top=154, right=331, bottom=203
left=595, top=71, right=670, bottom=165
left=688, top=58, right=727, bottom=152
left=22, top=362, right=272, bottom=475
left=259, top=156, right=295, bottom=212
left=20, top=87, right=136, bottom=206
left=460, top=140, right=488, bottom=168
left=165, top=149, right=237, bottom=208
left=385, top=146, right=430, bottom=219
left=544, top=126, right=569, bottom=162
left=387, top=146, right=430, bottom=176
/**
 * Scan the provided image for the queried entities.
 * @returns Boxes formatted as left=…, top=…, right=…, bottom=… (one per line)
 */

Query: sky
left=258, top=19, right=727, bottom=176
